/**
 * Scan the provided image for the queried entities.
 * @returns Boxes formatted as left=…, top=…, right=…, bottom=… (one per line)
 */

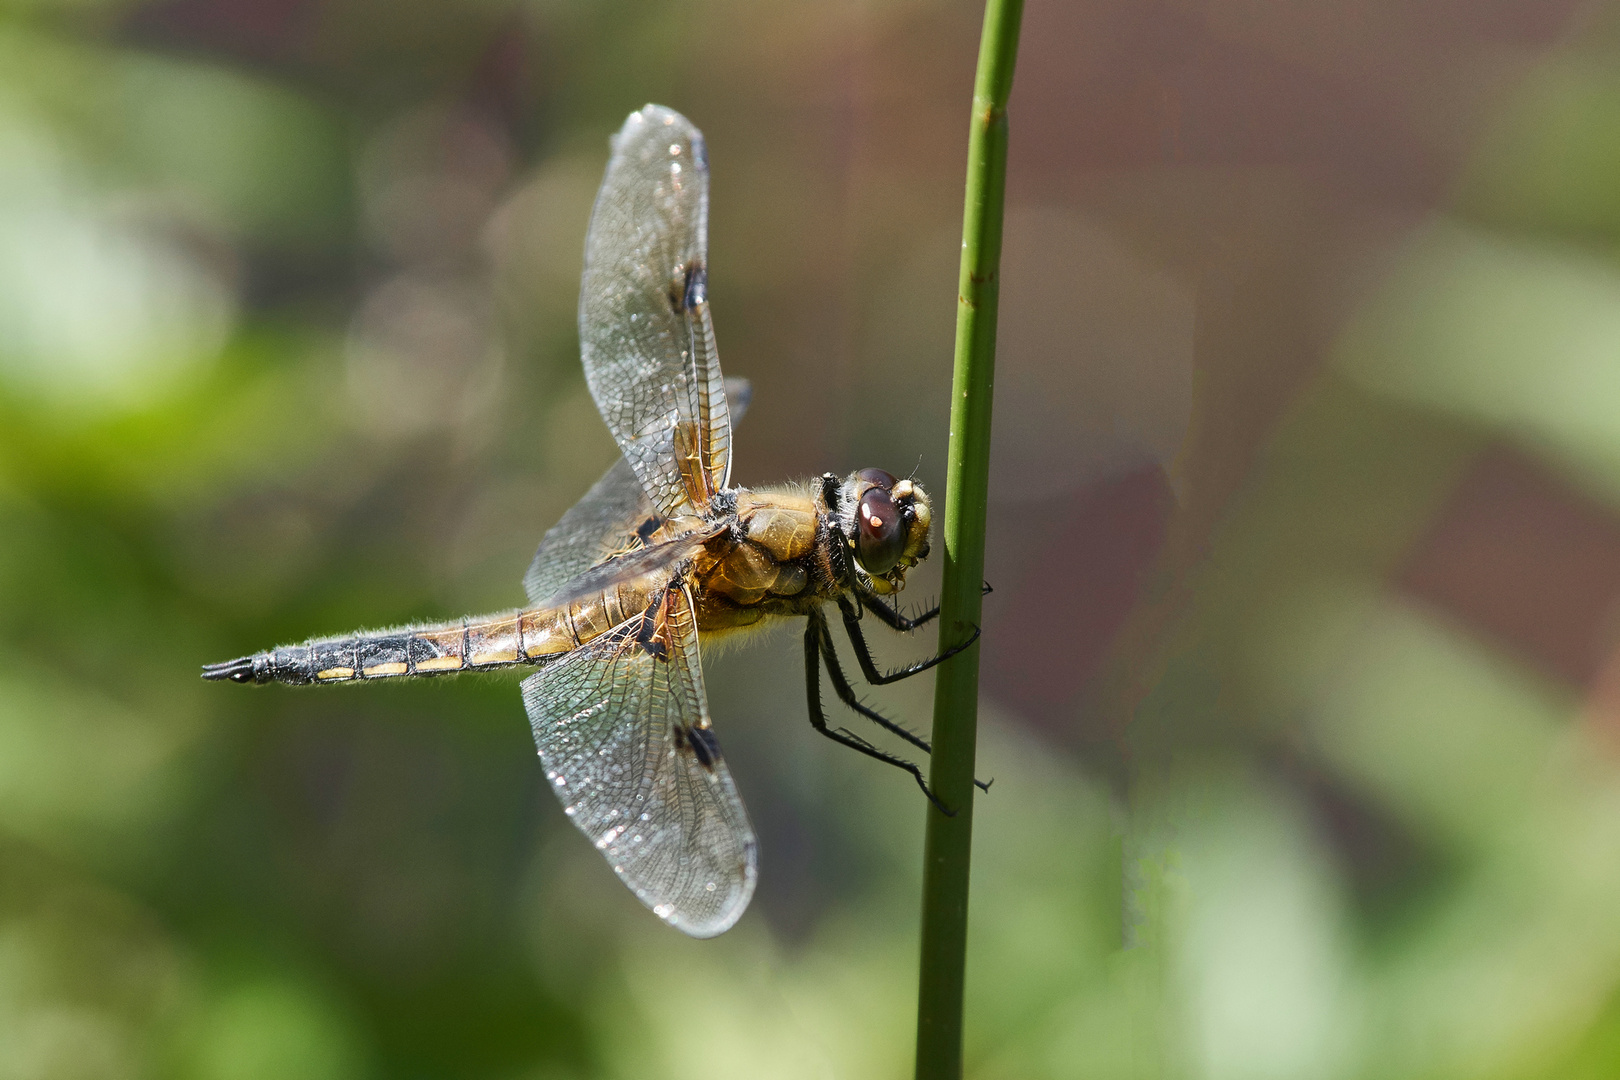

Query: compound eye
left=857, top=467, right=897, bottom=488
left=856, top=487, right=905, bottom=575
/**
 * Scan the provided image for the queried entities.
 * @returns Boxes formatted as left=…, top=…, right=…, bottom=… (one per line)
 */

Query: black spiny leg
left=803, top=616, right=954, bottom=816
left=838, top=595, right=979, bottom=686
left=859, top=580, right=991, bottom=634
left=860, top=592, right=940, bottom=632
left=837, top=596, right=994, bottom=794
left=814, top=614, right=934, bottom=756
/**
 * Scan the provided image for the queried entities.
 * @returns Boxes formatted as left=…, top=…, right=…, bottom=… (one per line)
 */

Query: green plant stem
left=914, top=1, right=1023, bottom=1077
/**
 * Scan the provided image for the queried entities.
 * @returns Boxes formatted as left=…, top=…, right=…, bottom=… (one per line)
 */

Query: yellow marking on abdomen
left=316, top=667, right=355, bottom=680
left=466, top=616, right=521, bottom=666
left=520, top=608, right=574, bottom=658
left=414, top=656, right=462, bottom=672
left=364, top=662, right=408, bottom=676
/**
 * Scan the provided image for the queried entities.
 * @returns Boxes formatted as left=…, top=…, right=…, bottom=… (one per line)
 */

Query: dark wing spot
left=670, top=261, right=707, bottom=314
left=636, top=516, right=663, bottom=545
left=683, top=261, right=707, bottom=310
left=634, top=605, right=669, bottom=661
left=676, top=724, right=721, bottom=772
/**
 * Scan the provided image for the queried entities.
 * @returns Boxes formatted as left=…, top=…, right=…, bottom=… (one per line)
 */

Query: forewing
left=522, top=583, right=757, bottom=937
left=523, top=378, right=751, bottom=606
left=580, top=105, right=731, bottom=518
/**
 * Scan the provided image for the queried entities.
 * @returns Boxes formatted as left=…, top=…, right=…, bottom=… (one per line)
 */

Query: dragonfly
left=204, top=105, right=976, bottom=938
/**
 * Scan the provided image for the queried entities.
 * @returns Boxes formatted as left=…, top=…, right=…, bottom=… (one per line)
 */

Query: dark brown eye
left=856, top=487, right=905, bottom=575
left=857, top=467, right=897, bottom=488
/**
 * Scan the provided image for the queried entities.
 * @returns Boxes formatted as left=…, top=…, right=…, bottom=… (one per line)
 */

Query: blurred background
left=3, top=0, right=1620, bottom=1076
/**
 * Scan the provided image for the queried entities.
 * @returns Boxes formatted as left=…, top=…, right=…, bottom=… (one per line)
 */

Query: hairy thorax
left=688, top=485, right=837, bottom=638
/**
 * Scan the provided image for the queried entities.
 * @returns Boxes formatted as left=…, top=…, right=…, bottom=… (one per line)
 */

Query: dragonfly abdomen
left=203, top=577, right=662, bottom=685
left=204, top=617, right=493, bottom=685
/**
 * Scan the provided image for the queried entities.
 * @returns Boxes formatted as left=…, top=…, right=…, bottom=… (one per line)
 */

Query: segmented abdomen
left=204, top=575, right=659, bottom=686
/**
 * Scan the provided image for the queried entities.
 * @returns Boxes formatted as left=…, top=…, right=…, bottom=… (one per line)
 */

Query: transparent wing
left=521, top=583, right=757, bottom=937
left=580, top=105, right=731, bottom=518
left=523, top=458, right=650, bottom=606
left=523, top=378, right=751, bottom=606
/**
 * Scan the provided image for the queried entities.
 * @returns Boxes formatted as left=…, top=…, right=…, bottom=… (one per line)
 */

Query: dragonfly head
left=838, top=468, right=932, bottom=595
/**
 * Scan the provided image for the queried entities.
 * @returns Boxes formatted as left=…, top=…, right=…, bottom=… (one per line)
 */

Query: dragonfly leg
left=837, top=595, right=979, bottom=686
left=814, top=612, right=932, bottom=755
left=832, top=600, right=993, bottom=794
left=858, top=580, right=992, bottom=633
left=803, top=617, right=954, bottom=816
left=859, top=592, right=939, bottom=632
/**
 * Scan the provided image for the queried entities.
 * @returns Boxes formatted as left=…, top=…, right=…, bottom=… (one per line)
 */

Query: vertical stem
left=914, top=2, right=1023, bottom=1078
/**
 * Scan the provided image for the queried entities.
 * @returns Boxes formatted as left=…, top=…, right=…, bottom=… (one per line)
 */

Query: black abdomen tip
left=202, top=656, right=258, bottom=683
